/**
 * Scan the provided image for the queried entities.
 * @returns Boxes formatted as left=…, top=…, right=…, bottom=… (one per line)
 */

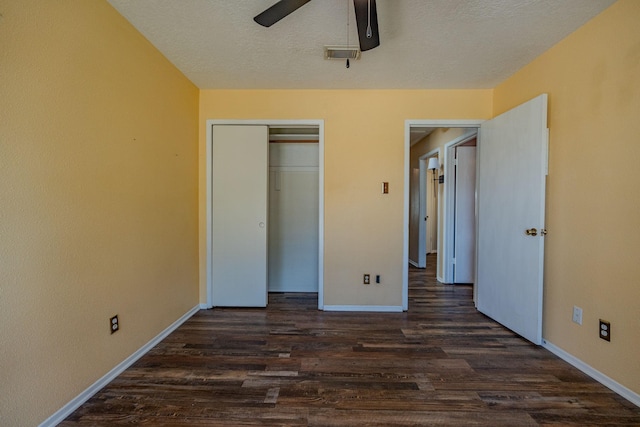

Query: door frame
left=404, top=120, right=484, bottom=310
left=206, top=119, right=325, bottom=309
left=417, top=148, right=440, bottom=269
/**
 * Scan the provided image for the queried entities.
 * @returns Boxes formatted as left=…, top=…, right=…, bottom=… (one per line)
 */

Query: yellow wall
left=199, top=90, right=492, bottom=306
left=0, top=1, right=200, bottom=425
left=494, top=0, right=640, bottom=395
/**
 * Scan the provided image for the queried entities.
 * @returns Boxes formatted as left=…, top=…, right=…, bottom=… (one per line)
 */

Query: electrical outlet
left=599, top=319, right=610, bottom=342
left=572, top=306, right=583, bottom=325
left=110, top=315, right=119, bottom=334
left=363, top=274, right=370, bottom=285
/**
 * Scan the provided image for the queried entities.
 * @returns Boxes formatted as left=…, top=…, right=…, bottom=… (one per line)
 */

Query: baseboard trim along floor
left=39, top=304, right=201, bottom=427
left=542, top=339, right=640, bottom=407
left=323, top=305, right=403, bottom=312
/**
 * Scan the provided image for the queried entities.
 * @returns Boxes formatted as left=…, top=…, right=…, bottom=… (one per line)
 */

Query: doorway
left=206, top=120, right=325, bottom=309
left=268, top=127, right=319, bottom=293
left=409, top=127, right=478, bottom=284
left=404, top=121, right=483, bottom=309
left=405, top=95, right=548, bottom=344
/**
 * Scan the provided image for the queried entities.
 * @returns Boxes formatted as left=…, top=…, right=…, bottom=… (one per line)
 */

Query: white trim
left=269, top=166, right=318, bottom=172
left=403, top=124, right=410, bottom=310
left=205, top=122, right=213, bottom=308
left=542, top=340, right=640, bottom=408
left=442, top=130, right=478, bottom=284
left=323, top=305, right=403, bottom=312
left=404, top=120, right=484, bottom=309
left=39, top=305, right=201, bottom=427
left=199, top=303, right=209, bottom=309
left=408, top=259, right=419, bottom=268
left=206, top=120, right=325, bottom=310
left=317, top=123, right=325, bottom=309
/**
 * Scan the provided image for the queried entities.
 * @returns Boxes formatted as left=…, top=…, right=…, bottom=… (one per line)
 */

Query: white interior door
left=268, top=143, right=319, bottom=292
left=212, top=125, right=268, bottom=307
left=476, top=94, right=548, bottom=344
left=453, top=146, right=476, bottom=283
left=426, top=169, right=437, bottom=254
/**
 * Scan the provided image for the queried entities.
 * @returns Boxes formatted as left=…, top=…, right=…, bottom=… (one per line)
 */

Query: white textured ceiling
left=106, top=0, right=615, bottom=89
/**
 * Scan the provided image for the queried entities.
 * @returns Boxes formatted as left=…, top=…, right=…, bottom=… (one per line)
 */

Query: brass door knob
left=525, top=228, right=538, bottom=236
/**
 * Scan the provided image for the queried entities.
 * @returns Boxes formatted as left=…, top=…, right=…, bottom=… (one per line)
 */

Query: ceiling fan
left=254, top=0, right=380, bottom=52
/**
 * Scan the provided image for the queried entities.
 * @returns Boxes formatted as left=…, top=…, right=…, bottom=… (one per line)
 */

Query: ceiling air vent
left=324, top=46, right=361, bottom=60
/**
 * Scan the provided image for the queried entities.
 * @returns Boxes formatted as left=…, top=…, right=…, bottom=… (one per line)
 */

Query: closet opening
left=268, top=126, right=320, bottom=295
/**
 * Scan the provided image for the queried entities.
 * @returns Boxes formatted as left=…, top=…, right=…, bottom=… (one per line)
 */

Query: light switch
left=382, top=182, right=389, bottom=194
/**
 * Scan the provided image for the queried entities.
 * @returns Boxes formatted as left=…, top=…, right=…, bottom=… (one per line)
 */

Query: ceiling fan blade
left=353, top=0, right=380, bottom=51
left=254, top=0, right=312, bottom=27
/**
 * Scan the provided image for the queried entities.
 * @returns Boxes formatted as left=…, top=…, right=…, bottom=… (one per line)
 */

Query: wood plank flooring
left=61, top=257, right=640, bottom=426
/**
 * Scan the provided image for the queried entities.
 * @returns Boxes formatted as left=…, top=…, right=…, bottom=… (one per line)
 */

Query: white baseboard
left=408, top=259, right=419, bottom=268
left=39, top=305, right=201, bottom=427
left=199, top=303, right=210, bottom=309
left=323, top=305, right=403, bottom=312
left=542, top=339, right=640, bottom=407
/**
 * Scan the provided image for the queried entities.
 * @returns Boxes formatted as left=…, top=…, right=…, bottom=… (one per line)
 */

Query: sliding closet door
left=211, top=125, right=268, bottom=307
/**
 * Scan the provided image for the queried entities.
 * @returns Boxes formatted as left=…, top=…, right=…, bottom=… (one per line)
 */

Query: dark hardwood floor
left=62, top=256, right=640, bottom=426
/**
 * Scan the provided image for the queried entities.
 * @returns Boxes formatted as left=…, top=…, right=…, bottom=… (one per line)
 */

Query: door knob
left=525, top=228, right=538, bottom=236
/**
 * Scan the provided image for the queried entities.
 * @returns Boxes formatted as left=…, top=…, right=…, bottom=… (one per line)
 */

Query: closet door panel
left=212, top=125, right=268, bottom=307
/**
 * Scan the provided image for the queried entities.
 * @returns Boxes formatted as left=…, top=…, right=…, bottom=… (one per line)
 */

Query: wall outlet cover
left=599, top=319, right=610, bottom=342
left=572, top=306, right=583, bottom=325
left=110, top=315, right=119, bottom=334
